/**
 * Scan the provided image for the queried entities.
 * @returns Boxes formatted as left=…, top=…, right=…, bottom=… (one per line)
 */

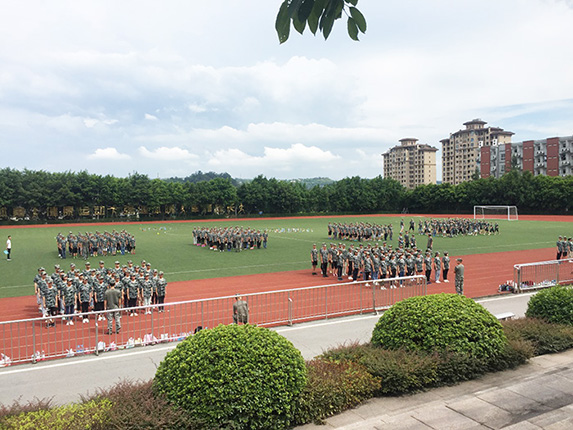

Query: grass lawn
left=0, top=215, right=567, bottom=298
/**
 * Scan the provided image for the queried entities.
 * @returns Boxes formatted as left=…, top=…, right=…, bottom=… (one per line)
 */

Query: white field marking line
left=167, top=260, right=308, bottom=275
left=0, top=284, right=32, bottom=290
left=270, top=235, right=315, bottom=243
left=0, top=344, right=178, bottom=376
left=275, top=314, right=380, bottom=333
left=1, top=260, right=310, bottom=289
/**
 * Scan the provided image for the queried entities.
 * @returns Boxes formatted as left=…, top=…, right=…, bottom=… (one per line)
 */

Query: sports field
left=0, top=214, right=571, bottom=299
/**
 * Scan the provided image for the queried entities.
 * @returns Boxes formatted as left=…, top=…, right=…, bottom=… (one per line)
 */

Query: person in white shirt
left=6, top=235, right=11, bottom=261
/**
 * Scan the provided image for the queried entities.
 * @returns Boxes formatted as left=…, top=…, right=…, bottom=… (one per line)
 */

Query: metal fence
left=514, top=258, right=573, bottom=292
left=0, top=276, right=426, bottom=366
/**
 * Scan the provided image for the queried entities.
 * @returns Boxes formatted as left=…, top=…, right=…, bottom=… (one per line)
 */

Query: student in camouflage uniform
left=93, top=276, right=107, bottom=321
left=556, top=236, right=563, bottom=260
left=233, top=295, right=249, bottom=324
left=78, top=278, right=92, bottom=323
left=319, top=244, right=329, bottom=278
left=310, top=244, right=318, bottom=275
left=433, top=252, right=441, bottom=283
left=415, top=252, right=424, bottom=276
left=104, top=281, right=122, bottom=335
left=454, top=258, right=464, bottom=295
left=442, top=252, right=450, bottom=283
left=424, top=252, right=432, bottom=284
left=44, top=279, right=58, bottom=327
left=156, top=271, right=167, bottom=312
left=63, top=278, right=77, bottom=325
left=141, top=273, right=154, bottom=314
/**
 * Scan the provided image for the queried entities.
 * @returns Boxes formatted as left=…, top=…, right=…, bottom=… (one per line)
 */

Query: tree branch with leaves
left=276, top=0, right=367, bottom=43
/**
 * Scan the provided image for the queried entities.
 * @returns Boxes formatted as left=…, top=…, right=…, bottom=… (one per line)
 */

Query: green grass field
left=0, top=216, right=568, bottom=298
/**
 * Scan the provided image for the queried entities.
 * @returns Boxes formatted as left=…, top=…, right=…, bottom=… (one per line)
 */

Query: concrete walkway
left=296, top=349, right=573, bottom=430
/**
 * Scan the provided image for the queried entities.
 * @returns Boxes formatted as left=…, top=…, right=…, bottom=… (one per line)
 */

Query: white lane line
left=476, top=293, right=536, bottom=303
left=0, top=344, right=178, bottom=376
left=0, top=314, right=383, bottom=375
left=275, top=314, right=380, bottom=333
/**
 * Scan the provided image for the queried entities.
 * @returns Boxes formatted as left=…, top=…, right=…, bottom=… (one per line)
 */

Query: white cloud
left=207, top=143, right=340, bottom=174
left=138, top=146, right=198, bottom=161
left=1, top=0, right=573, bottom=181
left=88, top=148, right=130, bottom=160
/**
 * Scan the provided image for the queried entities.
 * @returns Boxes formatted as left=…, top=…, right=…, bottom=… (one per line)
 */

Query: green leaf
left=346, top=0, right=358, bottom=5
left=319, top=11, right=335, bottom=40
left=350, top=6, right=367, bottom=33
left=297, top=0, right=315, bottom=23
left=293, top=14, right=307, bottom=35
left=287, top=0, right=304, bottom=19
left=347, top=17, right=359, bottom=41
left=308, top=8, right=319, bottom=34
left=275, top=1, right=291, bottom=44
left=312, top=0, right=328, bottom=15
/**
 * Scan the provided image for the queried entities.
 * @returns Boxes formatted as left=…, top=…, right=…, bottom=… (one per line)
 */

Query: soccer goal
left=474, top=205, right=518, bottom=221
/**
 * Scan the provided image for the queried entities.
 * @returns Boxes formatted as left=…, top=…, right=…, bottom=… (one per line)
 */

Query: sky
left=1, top=0, right=573, bottom=181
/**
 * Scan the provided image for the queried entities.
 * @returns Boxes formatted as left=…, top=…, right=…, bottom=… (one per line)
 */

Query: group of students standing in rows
left=311, top=241, right=464, bottom=295
left=33, top=259, right=167, bottom=332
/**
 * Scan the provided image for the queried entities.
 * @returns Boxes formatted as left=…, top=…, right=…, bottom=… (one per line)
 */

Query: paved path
left=3, top=293, right=573, bottom=429
left=296, top=349, right=573, bottom=430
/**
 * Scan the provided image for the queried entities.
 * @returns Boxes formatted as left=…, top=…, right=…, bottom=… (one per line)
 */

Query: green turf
left=0, top=216, right=568, bottom=298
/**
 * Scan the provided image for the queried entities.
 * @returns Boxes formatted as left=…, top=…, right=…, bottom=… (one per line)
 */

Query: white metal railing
left=0, top=276, right=426, bottom=366
left=514, top=258, right=573, bottom=292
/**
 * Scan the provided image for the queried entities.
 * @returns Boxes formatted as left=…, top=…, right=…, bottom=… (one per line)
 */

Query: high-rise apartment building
left=441, top=119, right=514, bottom=185
left=481, top=135, right=573, bottom=178
left=382, top=138, right=438, bottom=189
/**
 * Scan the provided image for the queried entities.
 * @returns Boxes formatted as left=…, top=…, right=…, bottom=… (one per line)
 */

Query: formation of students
left=192, top=226, right=269, bottom=251
left=33, top=259, right=167, bottom=328
left=328, top=217, right=500, bottom=244
left=56, top=230, right=136, bottom=259
left=311, top=241, right=452, bottom=286
left=415, top=218, right=500, bottom=237
left=327, top=222, right=394, bottom=241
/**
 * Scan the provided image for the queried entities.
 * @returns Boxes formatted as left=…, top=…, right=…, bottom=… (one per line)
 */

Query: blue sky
left=1, top=0, right=572, bottom=180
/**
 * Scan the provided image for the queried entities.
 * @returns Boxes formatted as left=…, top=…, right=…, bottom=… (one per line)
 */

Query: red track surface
left=0, top=247, right=560, bottom=323
left=1, top=214, right=570, bottom=365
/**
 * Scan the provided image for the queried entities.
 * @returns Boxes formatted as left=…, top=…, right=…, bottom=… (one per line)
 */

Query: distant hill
left=165, top=171, right=238, bottom=186
left=289, top=177, right=335, bottom=188
left=166, top=172, right=334, bottom=189
left=234, top=177, right=334, bottom=189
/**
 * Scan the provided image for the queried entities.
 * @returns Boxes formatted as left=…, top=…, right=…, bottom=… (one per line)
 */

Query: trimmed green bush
left=0, top=399, right=111, bottom=430
left=503, top=317, right=573, bottom=355
left=526, top=286, right=573, bottom=325
left=371, top=294, right=507, bottom=361
left=154, top=324, right=307, bottom=430
left=293, top=359, right=380, bottom=425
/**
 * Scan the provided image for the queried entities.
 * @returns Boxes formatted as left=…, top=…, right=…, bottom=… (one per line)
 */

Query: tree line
left=0, top=168, right=571, bottom=220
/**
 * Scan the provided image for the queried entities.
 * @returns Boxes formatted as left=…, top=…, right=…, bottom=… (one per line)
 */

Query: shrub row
left=0, top=399, right=112, bottom=430
left=0, top=381, right=203, bottom=430
left=320, top=337, right=532, bottom=397
left=502, top=317, right=573, bottom=355
left=292, top=358, right=380, bottom=425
